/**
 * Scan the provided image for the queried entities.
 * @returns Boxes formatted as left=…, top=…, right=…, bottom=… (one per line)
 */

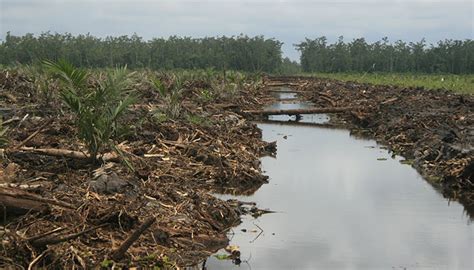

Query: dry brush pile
left=0, top=65, right=275, bottom=268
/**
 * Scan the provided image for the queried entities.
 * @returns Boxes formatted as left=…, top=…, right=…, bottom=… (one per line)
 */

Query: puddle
left=201, top=90, right=474, bottom=270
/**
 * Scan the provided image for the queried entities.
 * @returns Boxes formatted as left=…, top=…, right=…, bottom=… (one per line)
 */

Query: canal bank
left=202, top=89, right=473, bottom=270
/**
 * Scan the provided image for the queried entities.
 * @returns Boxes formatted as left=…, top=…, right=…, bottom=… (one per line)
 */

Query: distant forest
left=0, top=32, right=283, bottom=72
left=296, top=37, right=474, bottom=74
left=1, top=32, right=473, bottom=74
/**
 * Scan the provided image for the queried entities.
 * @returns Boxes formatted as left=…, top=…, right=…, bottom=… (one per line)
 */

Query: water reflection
left=266, top=94, right=330, bottom=124
left=203, top=92, right=473, bottom=270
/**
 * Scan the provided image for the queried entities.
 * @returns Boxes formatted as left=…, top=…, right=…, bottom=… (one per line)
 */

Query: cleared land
left=0, top=67, right=472, bottom=268
left=0, top=68, right=278, bottom=268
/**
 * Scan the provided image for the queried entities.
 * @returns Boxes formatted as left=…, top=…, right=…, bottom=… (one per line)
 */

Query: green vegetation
left=149, top=69, right=261, bottom=124
left=152, top=76, right=183, bottom=119
left=214, top=254, right=232, bottom=260
left=3, top=32, right=473, bottom=76
left=296, top=37, right=473, bottom=74
left=43, top=59, right=137, bottom=162
left=1, top=32, right=282, bottom=72
left=311, top=73, right=474, bottom=94
left=185, top=114, right=212, bottom=126
left=278, top=57, right=302, bottom=74
left=100, top=259, right=114, bottom=268
left=198, top=89, right=214, bottom=103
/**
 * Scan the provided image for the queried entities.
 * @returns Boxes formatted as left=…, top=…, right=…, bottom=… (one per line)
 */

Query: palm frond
left=43, top=59, right=88, bottom=90
left=44, top=60, right=137, bottom=162
left=111, top=95, right=136, bottom=121
left=152, top=78, right=167, bottom=97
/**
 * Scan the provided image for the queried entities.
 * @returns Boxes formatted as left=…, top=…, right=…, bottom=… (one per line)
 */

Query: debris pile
left=0, top=69, right=275, bottom=268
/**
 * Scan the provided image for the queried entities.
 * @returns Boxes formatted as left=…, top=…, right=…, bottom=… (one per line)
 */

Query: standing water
left=204, top=90, right=473, bottom=270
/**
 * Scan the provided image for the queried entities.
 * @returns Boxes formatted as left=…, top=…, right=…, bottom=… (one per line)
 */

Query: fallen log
left=244, top=107, right=358, bottom=116
left=11, top=147, right=119, bottom=162
left=266, top=82, right=301, bottom=87
left=267, top=89, right=310, bottom=94
left=255, top=120, right=344, bottom=129
left=0, top=187, right=75, bottom=216
left=0, top=187, right=48, bottom=215
left=277, top=98, right=300, bottom=101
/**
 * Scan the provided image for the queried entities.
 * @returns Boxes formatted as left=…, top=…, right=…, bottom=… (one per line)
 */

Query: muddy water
left=205, top=91, right=474, bottom=270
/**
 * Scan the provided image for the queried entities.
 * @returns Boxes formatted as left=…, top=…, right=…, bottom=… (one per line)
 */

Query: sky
left=0, top=0, right=473, bottom=61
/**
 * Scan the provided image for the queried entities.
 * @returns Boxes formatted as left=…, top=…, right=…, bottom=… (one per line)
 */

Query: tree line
left=0, top=32, right=283, bottom=72
left=296, top=36, right=474, bottom=74
left=1, top=32, right=473, bottom=74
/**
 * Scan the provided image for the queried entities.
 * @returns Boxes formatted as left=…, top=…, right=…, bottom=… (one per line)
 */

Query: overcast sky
left=1, top=0, right=473, bottom=60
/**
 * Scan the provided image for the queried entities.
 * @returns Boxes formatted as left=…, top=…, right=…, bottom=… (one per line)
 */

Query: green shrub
left=185, top=114, right=211, bottom=126
left=152, top=76, right=182, bottom=119
left=198, top=89, right=214, bottom=103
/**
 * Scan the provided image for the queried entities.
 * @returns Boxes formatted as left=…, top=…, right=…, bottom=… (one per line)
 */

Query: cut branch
left=30, top=224, right=108, bottom=248
left=13, top=119, right=54, bottom=150
left=3, top=117, right=21, bottom=126
left=111, top=216, right=156, bottom=261
left=26, top=227, right=66, bottom=243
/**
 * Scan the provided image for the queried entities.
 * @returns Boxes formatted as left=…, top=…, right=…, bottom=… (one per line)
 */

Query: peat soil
left=268, top=76, right=473, bottom=216
left=0, top=71, right=473, bottom=269
left=0, top=70, right=278, bottom=269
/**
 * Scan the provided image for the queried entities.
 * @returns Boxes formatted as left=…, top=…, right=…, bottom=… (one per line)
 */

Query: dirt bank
left=0, top=70, right=277, bottom=269
left=268, top=76, right=473, bottom=213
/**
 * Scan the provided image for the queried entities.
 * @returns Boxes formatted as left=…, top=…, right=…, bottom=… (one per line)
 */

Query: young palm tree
left=152, top=75, right=182, bottom=119
left=43, top=59, right=136, bottom=162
